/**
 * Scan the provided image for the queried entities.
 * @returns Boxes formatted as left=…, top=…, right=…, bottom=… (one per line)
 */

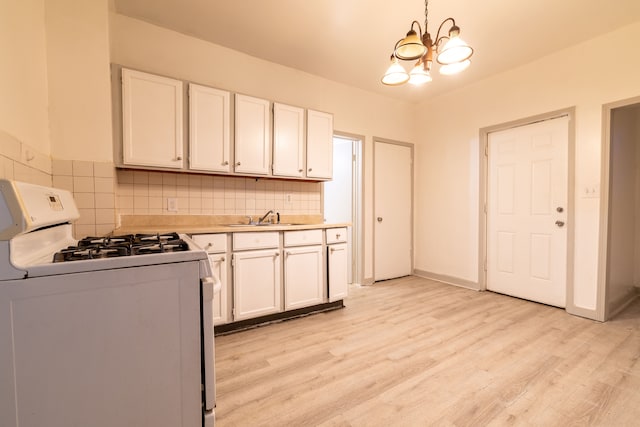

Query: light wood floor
left=214, top=276, right=640, bottom=426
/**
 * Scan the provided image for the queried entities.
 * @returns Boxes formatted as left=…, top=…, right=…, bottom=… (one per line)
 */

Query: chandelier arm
left=410, top=20, right=423, bottom=38
left=434, top=17, right=456, bottom=45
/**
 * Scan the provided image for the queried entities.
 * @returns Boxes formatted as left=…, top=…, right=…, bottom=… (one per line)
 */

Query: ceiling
left=112, top=0, right=640, bottom=103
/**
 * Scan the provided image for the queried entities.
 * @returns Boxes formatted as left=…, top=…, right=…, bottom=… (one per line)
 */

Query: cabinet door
left=189, top=84, right=231, bottom=173
left=208, top=253, right=229, bottom=325
left=306, top=109, right=333, bottom=179
left=328, top=243, right=348, bottom=301
left=233, top=249, right=281, bottom=320
left=273, top=103, right=304, bottom=177
left=284, top=245, right=323, bottom=310
left=234, top=94, right=271, bottom=175
left=121, top=68, right=184, bottom=169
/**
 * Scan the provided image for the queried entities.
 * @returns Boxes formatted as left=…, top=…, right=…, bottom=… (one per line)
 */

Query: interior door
left=374, top=141, right=412, bottom=281
left=487, top=116, right=569, bottom=307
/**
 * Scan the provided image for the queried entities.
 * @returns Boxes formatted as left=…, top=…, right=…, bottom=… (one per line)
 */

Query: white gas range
left=0, top=179, right=217, bottom=427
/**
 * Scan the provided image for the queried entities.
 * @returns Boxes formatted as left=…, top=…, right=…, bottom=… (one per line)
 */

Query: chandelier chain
left=424, top=0, right=429, bottom=33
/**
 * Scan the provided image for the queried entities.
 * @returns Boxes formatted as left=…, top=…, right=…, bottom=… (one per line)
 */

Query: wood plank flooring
left=214, top=276, right=640, bottom=426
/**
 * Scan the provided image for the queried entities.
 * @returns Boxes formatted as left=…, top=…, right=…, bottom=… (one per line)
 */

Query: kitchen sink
left=225, top=223, right=296, bottom=227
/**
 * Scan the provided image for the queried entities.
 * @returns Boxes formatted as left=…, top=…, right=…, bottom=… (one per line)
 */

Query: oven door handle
left=201, top=275, right=219, bottom=411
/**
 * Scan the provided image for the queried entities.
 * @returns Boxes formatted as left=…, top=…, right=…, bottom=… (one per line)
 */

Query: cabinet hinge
left=231, top=256, right=235, bottom=267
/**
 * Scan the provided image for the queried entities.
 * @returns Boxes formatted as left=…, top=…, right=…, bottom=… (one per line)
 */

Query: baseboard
left=606, top=287, right=640, bottom=320
left=413, top=269, right=480, bottom=291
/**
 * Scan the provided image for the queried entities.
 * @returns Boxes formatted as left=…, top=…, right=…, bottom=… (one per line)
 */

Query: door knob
left=556, top=207, right=564, bottom=213
left=377, top=217, right=383, bottom=223
left=555, top=220, right=565, bottom=227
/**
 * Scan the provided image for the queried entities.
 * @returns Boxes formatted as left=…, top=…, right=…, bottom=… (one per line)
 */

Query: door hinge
left=484, top=143, right=488, bottom=156
left=484, top=258, right=487, bottom=271
left=484, top=202, right=487, bottom=213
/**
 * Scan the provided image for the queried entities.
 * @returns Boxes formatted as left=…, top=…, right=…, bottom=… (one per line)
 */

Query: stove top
left=53, top=233, right=190, bottom=263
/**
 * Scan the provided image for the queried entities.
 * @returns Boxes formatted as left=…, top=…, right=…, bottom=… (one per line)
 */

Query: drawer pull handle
left=223, top=161, right=229, bottom=166
left=336, top=234, right=341, bottom=239
left=236, top=161, right=241, bottom=166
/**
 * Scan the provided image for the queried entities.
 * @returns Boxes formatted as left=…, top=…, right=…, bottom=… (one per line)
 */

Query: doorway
left=600, top=99, right=640, bottom=319
left=373, top=139, right=413, bottom=281
left=486, top=117, right=569, bottom=307
left=323, top=134, right=363, bottom=285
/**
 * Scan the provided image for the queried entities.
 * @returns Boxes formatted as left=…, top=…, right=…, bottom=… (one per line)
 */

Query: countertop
left=114, top=214, right=350, bottom=235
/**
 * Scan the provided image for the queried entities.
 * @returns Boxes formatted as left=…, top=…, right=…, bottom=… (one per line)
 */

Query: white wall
left=414, top=22, right=640, bottom=315
left=45, top=0, right=113, bottom=162
left=0, top=0, right=50, bottom=155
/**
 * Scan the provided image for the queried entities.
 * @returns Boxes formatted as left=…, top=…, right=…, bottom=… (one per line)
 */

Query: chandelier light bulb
left=382, top=57, right=410, bottom=85
left=409, top=63, right=432, bottom=85
left=439, top=59, right=471, bottom=75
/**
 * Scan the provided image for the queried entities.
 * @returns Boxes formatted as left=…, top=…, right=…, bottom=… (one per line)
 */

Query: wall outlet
left=167, top=197, right=178, bottom=212
left=286, top=193, right=292, bottom=203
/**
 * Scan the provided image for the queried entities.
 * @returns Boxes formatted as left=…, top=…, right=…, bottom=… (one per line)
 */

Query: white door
left=232, top=249, right=281, bottom=320
left=328, top=242, right=349, bottom=301
left=272, top=103, right=304, bottom=177
left=234, top=94, right=271, bottom=175
left=487, top=116, right=569, bottom=307
left=374, top=141, right=412, bottom=281
left=283, top=245, right=324, bottom=310
left=121, top=68, right=184, bottom=169
left=306, top=109, right=333, bottom=179
left=189, top=83, right=231, bottom=173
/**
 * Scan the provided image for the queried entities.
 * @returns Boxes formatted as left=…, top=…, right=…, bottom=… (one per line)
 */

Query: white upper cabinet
left=121, top=68, right=184, bottom=169
left=188, top=84, right=231, bottom=173
left=234, top=94, right=271, bottom=175
left=306, top=109, right=333, bottom=180
left=272, top=103, right=305, bottom=178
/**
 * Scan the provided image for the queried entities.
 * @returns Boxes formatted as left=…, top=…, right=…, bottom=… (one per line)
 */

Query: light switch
left=167, top=197, right=178, bottom=212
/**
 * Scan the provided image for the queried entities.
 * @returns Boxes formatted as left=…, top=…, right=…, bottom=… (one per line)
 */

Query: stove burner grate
left=53, top=233, right=190, bottom=262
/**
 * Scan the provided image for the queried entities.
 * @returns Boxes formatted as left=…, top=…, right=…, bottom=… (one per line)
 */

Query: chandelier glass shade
left=382, top=0, right=474, bottom=86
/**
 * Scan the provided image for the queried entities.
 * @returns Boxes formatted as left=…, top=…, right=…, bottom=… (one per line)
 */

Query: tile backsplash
left=52, top=159, right=116, bottom=238
left=1, top=135, right=322, bottom=238
left=116, top=169, right=322, bottom=217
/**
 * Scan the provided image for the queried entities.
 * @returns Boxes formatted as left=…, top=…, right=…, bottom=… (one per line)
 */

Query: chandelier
left=382, top=0, right=474, bottom=86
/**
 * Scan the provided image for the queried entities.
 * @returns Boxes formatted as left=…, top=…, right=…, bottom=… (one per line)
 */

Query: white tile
left=133, top=171, right=149, bottom=184
left=73, top=176, right=94, bottom=192
left=53, top=176, right=74, bottom=192
left=74, top=224, right=96, bottom=239
left=149, top=197, right=163, bottom=209
left=133, top=183, right=149, bottom=197
left=148, top=171, right=163, bottom=185
left=52, top=159, right=73, bottom=176
left=95, top=193, right=115, bottom=209
left=117, top=170, right=134, bottom=184
left=93, top=162, right=115, bottom=178
left=74, top=193, right=95, bottom=209
left=94, top=177, right=114, bottom=193
left=73, top=160, right=94, bottom=177
left=95, top=208, right=115, bottom=224
left=149, top=184, right=163, bottom=197
left=76, top=208, right=96, bottom=225
left=96, top=224, right=116, bottom=236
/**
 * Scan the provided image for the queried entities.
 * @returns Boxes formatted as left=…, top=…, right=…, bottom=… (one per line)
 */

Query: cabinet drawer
left=233, top=232, right=279, bottom=250
left=284, top=229, right=322, bottom=247
left=191, top=234, right=227, bottom=253
left=326, top=227, right=348, bottom=244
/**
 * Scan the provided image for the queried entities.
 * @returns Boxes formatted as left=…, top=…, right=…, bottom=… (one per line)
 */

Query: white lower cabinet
left=191, top=233, right=230, bottom=325
left=232, top=249, right=282, bottom=321
left=327, top=227, right=349, bottom=301
left=328, top=243, right=348, bottom=301
left=284, top=245, right=324, bottom=310
left=208, top=253, right=229, bottom=325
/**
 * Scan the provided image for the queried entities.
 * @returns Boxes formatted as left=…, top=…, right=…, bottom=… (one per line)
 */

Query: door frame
left=479, top=108, right=576, bottom=312
left=372, top=137, right=414, bottom=282
left=323, top=131, right=364, bottom=286
left=598, top=95, right=640, bottom=321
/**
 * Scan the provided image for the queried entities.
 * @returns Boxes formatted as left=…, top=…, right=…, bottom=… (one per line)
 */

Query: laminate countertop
left=113, top=214, right=350, bottom=235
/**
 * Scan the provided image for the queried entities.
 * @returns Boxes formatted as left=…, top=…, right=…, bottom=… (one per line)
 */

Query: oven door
left=201, top=272, right=220, bottom=424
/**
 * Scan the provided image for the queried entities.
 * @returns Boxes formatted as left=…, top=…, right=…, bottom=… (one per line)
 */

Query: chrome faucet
left=258, top=210, right=273, bottom=224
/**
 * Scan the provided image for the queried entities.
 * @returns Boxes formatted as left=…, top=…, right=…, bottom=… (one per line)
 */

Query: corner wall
left=414, top=21, right=640, bottom=317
